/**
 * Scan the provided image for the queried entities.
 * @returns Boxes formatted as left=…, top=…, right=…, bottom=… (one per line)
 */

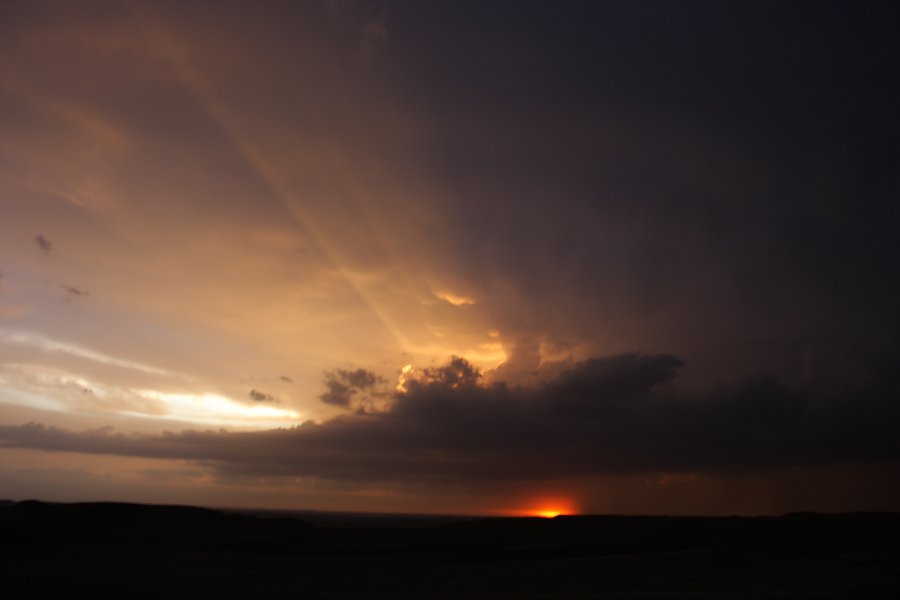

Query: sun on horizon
left=514, top=499, right=578, bottom=518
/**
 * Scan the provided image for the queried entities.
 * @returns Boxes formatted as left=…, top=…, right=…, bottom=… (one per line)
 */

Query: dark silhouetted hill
left=1, top=500, right=898, bottom=598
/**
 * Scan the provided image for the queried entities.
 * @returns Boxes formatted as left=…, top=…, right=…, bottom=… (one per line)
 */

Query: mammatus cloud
left=2, top=352, right=898, bottom=487
left=34, top=235, right=52, bottom=255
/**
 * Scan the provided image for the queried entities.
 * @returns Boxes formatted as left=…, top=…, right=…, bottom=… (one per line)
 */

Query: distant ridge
left=2, top=500, right=898, bottom=598
left=0, top=499, right=312, bottom=538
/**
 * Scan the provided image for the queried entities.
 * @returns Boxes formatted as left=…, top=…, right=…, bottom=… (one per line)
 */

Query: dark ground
left=1, top=500, right=898, bottom=598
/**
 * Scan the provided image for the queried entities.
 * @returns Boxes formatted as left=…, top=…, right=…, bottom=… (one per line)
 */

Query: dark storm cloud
left=1, top=0, right=898, bottom=511
left=386, top=1, right=900, bottom=386
left=319, top=368, right=383, bottom=408
left=319, top=379, right=353, bottom=407
left=248, top=389, right=278, bottom=404
left=337, top=368, right=381, bottom=389
left=408, top=357, right=482, bottom=389
left=34, top=235, right=52, bottom=254
left=2, top=353, right=897, bottom=485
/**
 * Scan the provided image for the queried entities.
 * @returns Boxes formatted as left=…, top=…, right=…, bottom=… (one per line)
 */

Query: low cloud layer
left=2, top=353, right=897, bottom=487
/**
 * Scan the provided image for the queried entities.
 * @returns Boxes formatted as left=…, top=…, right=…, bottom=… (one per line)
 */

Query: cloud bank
left=2, top=353, right=897, bottom=487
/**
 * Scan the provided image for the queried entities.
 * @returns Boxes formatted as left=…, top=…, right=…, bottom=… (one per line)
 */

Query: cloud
left=62, top=285, right=89, bottom=302
left=0, top=330, right=171, bottom=376
left=2, top=352, right=897, bottom=488
left=319, top=379, right=352, bottom=407
left=248, top=389, right=278, bottom=404
left=404, top=356, right=481, bottom=390
left=433, top=290, right=475, bottom=306
left=319, top=368, right=383, bottom=408
left=279, top=375, right=293, bottom=383
left=34, top=235, right=52, bottom=254
left=338, top=368, right=380, bottom=389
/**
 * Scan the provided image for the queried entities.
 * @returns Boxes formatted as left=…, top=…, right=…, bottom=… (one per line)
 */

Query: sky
left=1, top=0, right=899, bottom=516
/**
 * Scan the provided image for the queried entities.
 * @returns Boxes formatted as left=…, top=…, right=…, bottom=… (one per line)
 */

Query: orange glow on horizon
left=505, top=496, right=579, bottom=518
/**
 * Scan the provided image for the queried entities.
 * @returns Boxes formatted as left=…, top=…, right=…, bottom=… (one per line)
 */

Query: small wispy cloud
left=134, top=389, right=300, bottom=428
left=0, top=329, right=171, bottom=376
left=249, top=388, right=279, bottom=404
left=34, top=234, right=52, bottom=255
left=62, top=285, right=89, bottom=302
left=433, top=290, right=475, bottom=307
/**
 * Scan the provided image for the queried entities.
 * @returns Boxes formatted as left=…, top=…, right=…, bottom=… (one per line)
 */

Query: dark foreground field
left=1, top=500, right=898, bottom=598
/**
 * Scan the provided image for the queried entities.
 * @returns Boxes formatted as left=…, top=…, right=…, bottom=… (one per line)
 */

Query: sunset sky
left=1, top=0, right=899, bottom=516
